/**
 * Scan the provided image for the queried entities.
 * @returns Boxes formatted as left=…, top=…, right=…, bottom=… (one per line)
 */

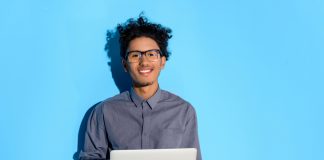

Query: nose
left=139, top=53, right=150, bottom=64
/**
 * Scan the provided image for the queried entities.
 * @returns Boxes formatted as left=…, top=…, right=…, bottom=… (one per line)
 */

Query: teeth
left=139, top=69, right=151, bottom=73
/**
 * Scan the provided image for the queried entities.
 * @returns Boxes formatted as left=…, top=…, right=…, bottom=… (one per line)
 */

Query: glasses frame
left=126, top=49, right=162, bottom=63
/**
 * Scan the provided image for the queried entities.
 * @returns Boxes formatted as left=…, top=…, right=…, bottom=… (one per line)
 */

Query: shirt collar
left=130, top=87, right=162, bottom=109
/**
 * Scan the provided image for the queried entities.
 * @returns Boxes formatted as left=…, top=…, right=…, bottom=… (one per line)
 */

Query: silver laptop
left=110, top=148, right=197, bottom=160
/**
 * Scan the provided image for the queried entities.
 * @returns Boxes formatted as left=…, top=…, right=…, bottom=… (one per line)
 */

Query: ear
left=160, top=56, right=166, bottom=70
left=122, top=59, right=128, bottom=72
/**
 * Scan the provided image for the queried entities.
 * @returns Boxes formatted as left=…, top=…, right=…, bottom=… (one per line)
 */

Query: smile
left=139, top=68, right=153, bottom=75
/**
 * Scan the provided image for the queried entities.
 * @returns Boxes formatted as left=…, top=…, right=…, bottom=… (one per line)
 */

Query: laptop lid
left=110, top=148, right=197, bottom=160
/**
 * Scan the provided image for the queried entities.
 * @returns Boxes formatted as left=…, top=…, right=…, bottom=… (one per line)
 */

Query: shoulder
left=160, top=89, right=196, bottom=113
left=160, top=89, right=185, bottom=102
left=95, top=91, right=131, bottom=111
left=103, top=91, right=130, bottom=103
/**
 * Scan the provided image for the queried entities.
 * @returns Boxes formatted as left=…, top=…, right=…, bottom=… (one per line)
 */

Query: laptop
left=110, top=148, right=197, bottom=160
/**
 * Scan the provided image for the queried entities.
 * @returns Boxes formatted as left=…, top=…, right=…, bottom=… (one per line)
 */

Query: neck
left=133, top=82, right=159, bottom=100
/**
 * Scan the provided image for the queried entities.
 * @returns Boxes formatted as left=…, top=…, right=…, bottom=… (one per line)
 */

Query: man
left=79, top=15, right=202, bottom=160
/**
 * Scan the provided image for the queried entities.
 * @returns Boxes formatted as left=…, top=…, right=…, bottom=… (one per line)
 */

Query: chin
left=134, top=81, right=154, bottom=87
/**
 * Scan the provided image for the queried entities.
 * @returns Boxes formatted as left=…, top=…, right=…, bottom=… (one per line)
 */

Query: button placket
left=141, top=101, right=151, bottom=148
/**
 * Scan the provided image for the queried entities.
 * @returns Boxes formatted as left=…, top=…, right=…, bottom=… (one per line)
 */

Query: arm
left=79, top=104, right=110, bottom=160
left=181, top=105, right=202, bottom=160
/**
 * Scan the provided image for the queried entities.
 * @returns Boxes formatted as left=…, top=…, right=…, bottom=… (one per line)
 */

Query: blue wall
left=0, top=0, right=323, bottom=160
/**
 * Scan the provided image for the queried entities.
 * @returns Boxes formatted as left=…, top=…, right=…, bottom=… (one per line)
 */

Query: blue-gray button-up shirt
left=79, top=88, right=202, bottom=160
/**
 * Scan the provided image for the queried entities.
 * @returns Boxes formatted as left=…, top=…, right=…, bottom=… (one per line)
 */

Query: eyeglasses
left=126, top=49, right=161, bottom=63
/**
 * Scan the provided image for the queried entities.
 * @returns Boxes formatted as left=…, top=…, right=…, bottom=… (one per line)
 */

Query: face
left=123, top=37, right=166, bottom=87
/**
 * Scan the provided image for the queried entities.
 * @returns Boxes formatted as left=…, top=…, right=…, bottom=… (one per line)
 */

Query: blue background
left=0, top=0, right=323, bottom=160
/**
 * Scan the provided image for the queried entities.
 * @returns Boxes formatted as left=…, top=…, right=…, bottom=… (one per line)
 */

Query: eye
left=130, top=52, right=140, bottom=58
left=147, top=51, right=157, bottom=57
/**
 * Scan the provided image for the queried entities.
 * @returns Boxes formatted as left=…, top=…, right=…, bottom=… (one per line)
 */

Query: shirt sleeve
left=181, top=104, right=202, bottom=160
left=79, top=104, right=110, bottom=160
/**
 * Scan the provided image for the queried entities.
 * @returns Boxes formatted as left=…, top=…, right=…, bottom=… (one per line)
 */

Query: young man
left=79, top=16, right=202, bottom=160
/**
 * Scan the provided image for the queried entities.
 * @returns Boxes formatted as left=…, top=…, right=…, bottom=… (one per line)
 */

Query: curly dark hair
left=117, top=15, right=172, bottom=60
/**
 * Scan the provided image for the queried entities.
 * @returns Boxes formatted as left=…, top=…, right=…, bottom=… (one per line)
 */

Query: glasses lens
left=128, top=52, right=141, bottom=62
left=146, top=50, right=160, bottom=61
